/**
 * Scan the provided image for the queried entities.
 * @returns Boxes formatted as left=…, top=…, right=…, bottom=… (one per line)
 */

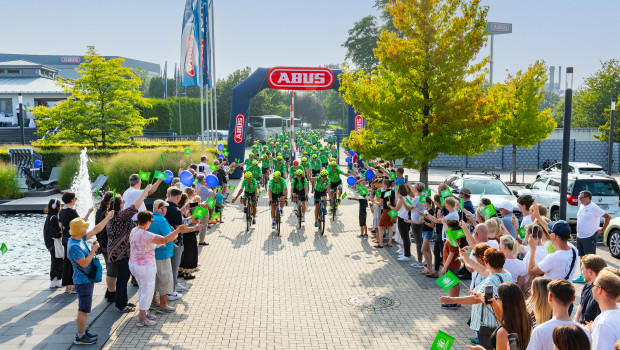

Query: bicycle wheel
left=276, top=211, right=281, bottom=236
left=332, top=197, right=337, bottom=221
left=246, top=204, right=251, bottom=232
left=297, top=204, right=301, bottom=229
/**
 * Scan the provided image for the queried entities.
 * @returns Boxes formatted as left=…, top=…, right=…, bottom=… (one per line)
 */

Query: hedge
left=140, top=99, right=172, bottom=131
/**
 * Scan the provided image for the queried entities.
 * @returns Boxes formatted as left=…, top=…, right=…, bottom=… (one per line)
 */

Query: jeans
left=61, top=237, right=74, bottom=286
left=411, top=223, right=423, bottom=262
left=115, top=257, right=130, bottom=310
left=171, top=244, right=184, bottom=292
left=397, top=218, right=411, bottom=257
left=48, top=248, right=63, bottom=280
left=434, top=238, right=443, bottom=272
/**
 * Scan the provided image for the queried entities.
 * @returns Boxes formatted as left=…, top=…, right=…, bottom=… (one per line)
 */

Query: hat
left=496, top=200, right=513, bottom=212
left=153, top=199, right=169, bottom=210
left=460, top=188, right=472, bottom=196
left=69, top=217, right=90, bottom=236
left=551, top=220, right=571, bottom=238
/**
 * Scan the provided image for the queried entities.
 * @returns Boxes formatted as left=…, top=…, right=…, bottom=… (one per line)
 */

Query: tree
left=342, top=16, right=381, bottom=73
left=538, top=91, right=560, bottom=112
left=148, top=77, right=176, bottom=99
left=295, top=93, right=323, bottom=128
left=33, top=46, right=152, bottom=148
left=489, top=61, right=556, bottom=182
left=574, top=59, right=620, bottom=128
left=341, top=0, right=498, bottom=185
left=314, top=64, right=347, bottom=127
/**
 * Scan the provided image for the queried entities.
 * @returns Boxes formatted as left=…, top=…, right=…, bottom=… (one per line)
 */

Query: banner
left=180, top=0, right=200, bottom=87
left=201, top=0, right=211, bottom=88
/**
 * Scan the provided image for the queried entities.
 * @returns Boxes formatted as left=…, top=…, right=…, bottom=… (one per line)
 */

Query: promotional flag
left=446, top=229, right=465, bottom=247
left=163, top=61, right=168, bottom=100
left=405, top=198, right=412, bottom=207
left=384, top=190, right=392, bottom=197
left=341, top=192, right=347, bottom=200
left=359, top=187, right=368, bottom=196
left=209, top=164, right=217, bottom=171
left=430, top=330, right=455, bottom=350
left=460, top=198, right=465, bottom=210
left=113, top=189, right=116, bottom=199
left=154, top=170, right=168, bottom=181
left=95, top=189, right=99, bottom=199
left=211, top=212, right=220, bottom=220
left=418, top=195, right=426, bottom=204
left=375, top=189, right=381, bottom=197
left=229, top=186, right=235, bottom=190
left=185, top=148, right=191, bottom=154
left=441, top=188, right=452, bottom=198
left=423, top=189, right=431, bottom=196
left=390, top=172, right=397, bottom=180
left=138, top=171, right=151, bottom=182
left=517, top=226, right=526, bottom=239
left=483, top=204, right=496, bottom=219
left=161, top=153, right=164, bottom=163
left=201, top=0, right=211, bottom=88
left=180, top=0, right=200, bottom=87
left=440, top=197, right=444, bottom=206
left=436, top=271, right=460, bottom=292
left=205, top=197, right=216, bottom=209
left=0, top=242, right=7, bottom=255
left=192, top=206, right=207, bottom=219
left=388, top=209, right=398, bottom=219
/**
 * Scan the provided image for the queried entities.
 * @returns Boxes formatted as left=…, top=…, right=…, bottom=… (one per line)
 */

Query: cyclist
left=309, top=154, right=321, bottom=191
left=290, top=169, right=308, bottom=222
left=327, top=161, right=346, bottom=207
left=231, top=171, right=258, bottom=224
left=268, top=171, right=288, bottom=229
left=244, top=152, right=256, bottom=168
left=289, top=160, right=302, bottom=181
left=319, top=148, right=329, bottom=169
left=330, top=145, right=338, bottom=161
left=260, top=153, right=272, bottom=186
left=283, top=144, right=290, bottom=164
left=313, top=170, right=330, bottom=227
left=274, top=156, right=287, bottom=178
left=248, top=160, right=262, bottom=191
left=299, top=157, right=310, bottom=178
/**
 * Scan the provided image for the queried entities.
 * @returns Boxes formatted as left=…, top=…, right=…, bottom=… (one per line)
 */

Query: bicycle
left=244, top=195, right=256, bottom=233
left=330, top=189, right=338, bottom=221
left=316, top=199, right=328, bottom=235
left=292, top=194, right=302, bottom=229
left=273, top=197, right=287, bottom=237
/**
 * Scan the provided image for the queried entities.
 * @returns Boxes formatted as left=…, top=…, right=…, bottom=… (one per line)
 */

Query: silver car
left=536, top=162, right=606, bottom=179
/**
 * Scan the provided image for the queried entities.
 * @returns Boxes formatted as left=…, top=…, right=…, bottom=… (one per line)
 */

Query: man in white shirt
left=588, top=270, right=620, bottom=350
left=198, top=155, right=210, bottom=175
left=573, top=190, right=611, bottom=283
left=123, top=174, right=162, bottom=221
left=526, top=279, right=591, bottom=350
left=528, top=220, right=578, bottom=281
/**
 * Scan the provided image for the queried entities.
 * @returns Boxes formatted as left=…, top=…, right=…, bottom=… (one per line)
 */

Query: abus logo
left=267, top=67, right=334, bottom=90
left=61, top=57, right=80, bottom=63
left=490, top=23, right=510, bottom=32
left=354, top=114, right=364, bottom=132
left=234, top=114, right=245, bottom=143
left=185, top=32, right=195, bottom=78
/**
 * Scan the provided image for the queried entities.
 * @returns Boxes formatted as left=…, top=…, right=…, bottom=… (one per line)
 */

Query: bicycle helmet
left=262, top=145, right=267, bottom=149
left=277, top=153, right=282, bottom=157
left=252, top=160, right=258, bottom=165
left=312, top=146, right=317, bottom=151
left=320, top=170, right=328, bottom=176
left=296, top=169, right=304, bottom=176
left=244, top=172, right=252, bottom=178
left=276, top=142, right=280, bottom=146
left=301, top=157, right=307, bottom=162
left=293, top=160, right=299, bottom=165
left=312, top=154, right=317, bottom=158
left=284, top=145, right=288, bottom=148
left=248, top=152, right=254, bottom=157
left=277, top=156, right=283, bottom=160
left=330, top=161, right=337, bottom=166
left=273, top=171, right=281, bottom=178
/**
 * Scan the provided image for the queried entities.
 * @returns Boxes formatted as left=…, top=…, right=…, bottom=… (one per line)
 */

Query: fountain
left=71, top=148, right=95, bottom=225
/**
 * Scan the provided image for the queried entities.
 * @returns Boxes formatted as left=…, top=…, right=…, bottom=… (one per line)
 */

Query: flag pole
left=176, top=64, right=182, bottom=136
left=199, top=26, right=205, bottom=152
left=210, top=0, right=218, bottom=143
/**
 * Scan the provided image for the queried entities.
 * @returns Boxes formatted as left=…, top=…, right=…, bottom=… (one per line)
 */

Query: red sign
left=61, top=57, right=81, bottom=63
left=354, top=114, right=364, bottom=132
left=267, top=67, right=334, bottom=90
left=234, top=114, right=245, bottom=143
left=184, top=34, right=196, bottom=77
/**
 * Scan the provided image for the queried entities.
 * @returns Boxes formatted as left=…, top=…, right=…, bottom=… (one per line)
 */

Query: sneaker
left=358, top=235, right=365, bottom=238
left=469, top=337, right=480, bottom=345
left=252, top=217, right=256, bottom=224
left=397, top=256, right=410, bottom=262
left=68, top=288, right=78, bottom=294
left=176, top=283, right=188, bottom=292
left=396, top=248, right=404, bottom=254
left=572, top=275, right=585, bottom=284
left=323, top=209, right=327, bottom=215
left=157, top=305, right=176, bottom=313
left=302, top=216, right=305, bottom=222
left=74, top=334, right=97, bottom=345
left=149, top=304, right=159, bottom=311
left=85, top=330, right=98, bottom=339
left=411, top=262, right=425, bottom=268
left=50, top=279, right=60, bottom=289
left=314, top=221, right=318, bottom=227
left=271, top=221, right=276, bottom=229
left=441, top=304, right=458, bottom=310
left=136, top=319, right=157, bottom=327
left=280, top=210, right=284, bottom=216
left=167, top=292, right=183, bottom=301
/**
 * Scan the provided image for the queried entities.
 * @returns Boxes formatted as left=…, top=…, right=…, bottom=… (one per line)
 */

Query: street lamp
left=559, top=67, right=573, bottom=220
left=18, top=92, right=25, bottom=145
left=608, top=98, right=617, bottom=175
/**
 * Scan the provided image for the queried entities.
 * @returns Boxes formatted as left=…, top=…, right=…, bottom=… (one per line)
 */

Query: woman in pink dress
left=129, top=211, right=187, bottom=327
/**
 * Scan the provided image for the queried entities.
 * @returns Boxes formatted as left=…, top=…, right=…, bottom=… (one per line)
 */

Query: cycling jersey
left=310, top=159, right=321, bottom=171
left=327, top=168, right=345, bottom=183
left=248, top=165, right=261, bottom=180
left=261, top=158, right=271, bottom=169
left=244, top=158, right=255, bottom=167
left=274, top=162, right=287, bottom=175
left=319, top=153, right=328, bottom=164
left=314, top=178, right=330, bottom=192
left=289, top=165, right=301, bottom=176
left=268, top=178, right=287, bottom=194
left=291, top=177, right=308, bottom=191
left=241, top=178, right=258, bottom=193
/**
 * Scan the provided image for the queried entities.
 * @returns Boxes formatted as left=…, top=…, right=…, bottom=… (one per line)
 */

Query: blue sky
left=3, top=0, right=619, bottom=89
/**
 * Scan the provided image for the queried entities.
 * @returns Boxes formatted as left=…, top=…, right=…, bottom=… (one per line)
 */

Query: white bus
left=249, top=115, right=283, bottom=142
left=282, top=118, right=301, bottom=133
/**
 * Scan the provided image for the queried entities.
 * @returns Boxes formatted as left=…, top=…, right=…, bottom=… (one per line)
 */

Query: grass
left=0, top=161, right=22, bottom=199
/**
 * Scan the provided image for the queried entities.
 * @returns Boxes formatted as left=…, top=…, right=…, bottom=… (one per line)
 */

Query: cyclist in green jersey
left=244, top=152, right=256, bottom=168
left=330, top=145, right=338, bottom=160
left=248, top=160, right=262, bottom=191
left=283, top=145, right=290, bottom=163
left=231, top=172, right=258, bottom=224
left=260, top=153, right=272, bottom=185
left=309, top=154, right=321, bottom=191
left=289, top=160, right=302, bottom=181
left=313, top=170, right=331, bottom=227
left=291, top=169, right=308, bottom=222
left=268, top=171, right=288, bottom=228
left=319, top=149, right=329, bottom=168
left=274, top=156, right=287, bottom=177
left=327, top=161, right=346, bottom=205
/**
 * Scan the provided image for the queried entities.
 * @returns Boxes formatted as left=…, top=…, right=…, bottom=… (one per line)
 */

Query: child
left=212, top=189, right=228, bottom=224
left=441, top=219, right=461, bottom=310
left=348, top=194, right=368, bottom=238
left=419, top=196, right=436, bottom=277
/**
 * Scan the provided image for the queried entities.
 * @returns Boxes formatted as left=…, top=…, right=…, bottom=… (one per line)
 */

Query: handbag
left=76, top=243, right=103, bottom=283
left=53, top=238, right=64, bottom=259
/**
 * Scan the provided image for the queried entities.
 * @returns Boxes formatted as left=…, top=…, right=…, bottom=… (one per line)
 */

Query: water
left=72, top=148, right=95, bottom=226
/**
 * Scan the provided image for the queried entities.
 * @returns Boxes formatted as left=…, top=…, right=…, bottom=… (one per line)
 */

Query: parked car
left=536, top=162, right=606, bottom=179
left=603, top=218, right=620, bottom=258
left=518, top=174, right=620, bottom=223
left=443, top=172, right=521, bottom=219
left=196, top=130, right=228, bottom=142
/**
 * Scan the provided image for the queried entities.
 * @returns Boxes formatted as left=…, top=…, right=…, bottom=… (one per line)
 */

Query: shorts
left=359, top=213, right=367, bottom=227
left=271, top=192, right=284, bottom=203
left=314, top=190, right=327, bottom=203
left=577, top=235, right=597, bottom=256
left=293, top=190, right=307, bottom=202
left=422, top=231, right=433, bottom=240
left=101, top=249, right=117, bottom=278
left=243, top=191, right=257, bottom=202
left=75, top=283, right=94, bottom=313
left=312, top=170, right=320, bottom=177
left=262, top=168, right=269, bottom=175
left=330, top=180, right=342, bottom=189
left=322, top=163, right=328, bottom=168
left=448, top=269, right=460, bottom=277
left=155, top=258, right=174, bottom=295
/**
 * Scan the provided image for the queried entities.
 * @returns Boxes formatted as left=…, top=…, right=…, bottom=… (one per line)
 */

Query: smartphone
left=484, top=286, right=493, bottom=304
left=507, top=333, right=519, bottom=350
left=531, top=225, right=539, bottom=240
left=189, top=202, right=198, bottom=209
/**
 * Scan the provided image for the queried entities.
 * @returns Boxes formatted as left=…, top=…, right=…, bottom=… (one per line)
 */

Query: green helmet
left=296, top=169, right=304, bottom=176
left=284, top=145, right=288, bottom=148
left=312, top=154, right=317, bottom=158
left=330, top=161, right=337, bottom=166
left=248, top=152, right=254, bottom=157
left=276, top=142, right=280, bottom=146
left=277, top=153, right=282, bottom=157
left=320, top=170, right=328, bottom=176
left=273, top=171, right=281, bottom=178
left=277, top=156, right=283, bottom=160
left=301, top=157, right=307, bottom=162
left=262, top=145, right=267, bottom=149
left=252, top=160, right=258, bottom=166
left=312, top=146, right=317, bottom=151
left=244, top=172, right=252, bottom=179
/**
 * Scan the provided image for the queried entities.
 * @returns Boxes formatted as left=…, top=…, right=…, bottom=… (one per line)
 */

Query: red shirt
left=443, top=239, right=461, bottom=270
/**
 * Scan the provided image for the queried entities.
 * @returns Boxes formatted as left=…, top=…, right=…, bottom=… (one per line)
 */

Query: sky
left=2, top=0, right=619, bottom=89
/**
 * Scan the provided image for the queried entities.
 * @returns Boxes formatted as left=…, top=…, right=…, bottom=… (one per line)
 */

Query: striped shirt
left=469, top=272, right=513, bottom=332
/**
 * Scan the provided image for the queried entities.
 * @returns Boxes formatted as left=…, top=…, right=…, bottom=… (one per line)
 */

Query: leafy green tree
left=148, top=77, right=176, bottom=99
left=341, top=0, right=498, bottom=185
left=489, top=61, right=556, bottom=182
left=33, top=46, right=152, bottom=148
left=296, top=93, right=323, bottom=128
left=573, top=59, right=620, bottom=128
left=342, top=16, right=381, bottom=73
left=539, top=91, right=560, bottom=112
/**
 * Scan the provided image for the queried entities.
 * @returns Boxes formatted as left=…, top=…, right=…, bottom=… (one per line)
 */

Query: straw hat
left=69, top=217, right=90, bottom=236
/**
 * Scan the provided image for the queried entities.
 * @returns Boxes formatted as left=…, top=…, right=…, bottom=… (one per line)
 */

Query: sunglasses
left=592, top=284, right=604, bottom=291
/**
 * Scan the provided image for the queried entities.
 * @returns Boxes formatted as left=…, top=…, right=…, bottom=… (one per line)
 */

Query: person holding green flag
left=312, top=170, right=330, bottom=228
left=268, top=171, right=287, bottom=229
left=290, top=169, right=308, bottom=222
left=232, top=172, right=258, bottom=224
left=327, top=161, right=346, bottom=207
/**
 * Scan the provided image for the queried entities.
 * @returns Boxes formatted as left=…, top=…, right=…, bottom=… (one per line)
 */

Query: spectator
left=574, top=255, right=607, bottom=324
left=95, top=191, right=116, bottom=302
left=195, top=174, right=212, bottom=245
left=122, top=174, right=161, bottom=221
left=519, top=224, right=549, bottom=290
left=462, top=223, right=500, bottom=250
left=59, top=191, right=93, bottom=294
left=393, top=167, right=406, bottom=186
left=440, top=219, right=462, bottom=310
left=573, top=190, right=611, bottom=283
left=496, top=201, right=516, bottom=238
left=43, top=198, right=63, bottom=289
left=430, top=194, right=446, bottom=279
left=485, top=217, right=502, bottom=243
left=542, top=160, right=550, bottom=169
left=389, top=184, right=412, bottom=261
left=552, top=324, right=591, bottom=350
left=527, top=221, right=578, bottom=283
left=165, top=187, right=187, bottom=301
left=526, top=279, right=592, bottom=350
left=375, top=179, right=395, bottom=248
left=500, top=235, right=527, bottom=289
left=459, top=188, right=475, bottom=215
left=419, top=196, right=436, bottom=277
left=517, top=194, right=535, bottom=227
left=588, top=270, right=620, bottom=349
left=527, top=277, right=553, bottom=327
left=347, top=192, right=369, bottom=238
left=179, top=196, right=201, bottom=279
left=408, top=182, right=426, bottom=267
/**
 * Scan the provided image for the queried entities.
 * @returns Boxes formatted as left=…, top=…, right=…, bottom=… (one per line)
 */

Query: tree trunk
left=102, top=131, right=106, bottom=149
left=420, top=161, right=429, bottom=187
left=512, top=144, right=517, bottom=184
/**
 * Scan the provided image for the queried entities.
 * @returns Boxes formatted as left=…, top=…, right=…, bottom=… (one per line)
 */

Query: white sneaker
left=50, top=278, right=61, bottom=288
left=302, top=216, right=305, bottom=222
left=176, top=283, right=188, bottom=292
left=167, top=292, right=183, bottom=301
left=411, top=262, right=425, bottom=268
left=397, top=256, right=410, bottom=262
left=396, top=249, right=404, bottom=254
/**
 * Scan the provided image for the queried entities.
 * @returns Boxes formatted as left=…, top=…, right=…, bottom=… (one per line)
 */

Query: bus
left=249, top=115, right=283, bottom=142
left=282, top=118, right=301, bottom=132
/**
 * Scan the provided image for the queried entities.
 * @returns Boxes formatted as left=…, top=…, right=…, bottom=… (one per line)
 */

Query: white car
left=444, top=173, right=520, bottom=217
left=518, top=174, right=620, bottom=223
left=536, top=162, right=606, bottom=179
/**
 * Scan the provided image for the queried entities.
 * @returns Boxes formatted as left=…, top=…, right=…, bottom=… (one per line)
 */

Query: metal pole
left=559, top=67, right=573, bottom=220
left=210, top=0, right=218, bottom=141
left=205, top=82, right=211, bottom=148
left=177, top=68, right=182, bottom=136
left=199, top=37, right=205, bottom=152
left=608, top=99, right=616, bottom=175
left=489, top=35, right=494, bottom=86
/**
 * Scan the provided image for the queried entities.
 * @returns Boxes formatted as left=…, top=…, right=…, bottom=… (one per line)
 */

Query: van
left=249, top=115, right=283, bottom=143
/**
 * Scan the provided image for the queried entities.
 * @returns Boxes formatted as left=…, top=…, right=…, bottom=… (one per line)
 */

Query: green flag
left=185, top=148, right=191, bottom=154
left=229, top=185, right=236, bottom=190
left=113, top=189, right=116, bottom=199
left=440, top=197, right=444, bottom=206
left=460, top=198, right=465, bottom=210
left=224, top=151, right=229, bottom=157
left=517, top=226, right=526, bottom=240
left=211, top=212, right=221, bottom=220
left=388, top=209, right=398, bottom=218
left=359, top=187, right=368, bottom=196
left=0, top=242, right=7, bottom=255
left=205, top=197, right=216, bottom=210
left=446, top=228, right=466, bottom=247
left=384, top=190, right=392, bottom=197
left=482, top=204, right=496, bottom=219
left=480, top=187, right=486, bottom=200
left=154, top=170, right=167, bottom=181
left=160, top=153, right=164, bottom=163
left=419, top=195, right=426, bottom=204
left=234, top=158, right=239, bottom=163
left=210, top=164, right=217, bottom=171
left=436, top=271, right=460, bottom=292
left=192, top=206, right=207, bottom=219
left=341, top=192, right=347, bottom=200
left=423, top=189, right=431, bottom=196
left=138, top=171, right=151, bottom=182
left=390, top=172, right=397, bottom=180
left=217, top=185, right=221, bottom=193
left=95, top=189, right=99, bottom=199
left=430, top=330, right=455, bottom=350
left=441, top=188, right=452, bottom=198
left=375, top=189, right=381, bottom=197
left=405, top=198, right=412, bottom=207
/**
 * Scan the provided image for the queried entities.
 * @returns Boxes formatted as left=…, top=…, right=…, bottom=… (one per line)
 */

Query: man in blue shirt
left=459, top=188, right=476, bottom=214
left=394, top=167, right=406, bottom=187
left=67, top=213, right=113, bottom=345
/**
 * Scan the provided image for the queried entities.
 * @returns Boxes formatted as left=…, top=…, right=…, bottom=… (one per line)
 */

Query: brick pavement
left=101, top=180, right=479, bottom=350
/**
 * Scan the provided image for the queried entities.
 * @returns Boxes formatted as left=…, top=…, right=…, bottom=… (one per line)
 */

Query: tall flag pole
left=201, top=1, right=212, bottom=147
left=210, top=0, right=218, bottom=139
left=180, top=0, right=203, bottom=150
left=291, top=91, right=295, bottom=154
left=163, top=61, right=168, bottom=100
left=175, top=64, right=182, bottom=135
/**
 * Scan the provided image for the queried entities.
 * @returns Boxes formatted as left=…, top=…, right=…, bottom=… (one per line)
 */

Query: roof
left=0, top=77, right=67, bottom=94
left=0, top=60, right=40, bottom=66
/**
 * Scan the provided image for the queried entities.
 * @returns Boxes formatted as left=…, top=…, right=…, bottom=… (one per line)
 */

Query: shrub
left=0, top=161, right=22, bottom=199
left=141, top=99, right=172, bottom=131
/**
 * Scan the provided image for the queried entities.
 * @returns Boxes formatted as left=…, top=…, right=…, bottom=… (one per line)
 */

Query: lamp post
left=608, top=98, right=616, bottom=175
left=559, top=67, right=573, bottom=221
left=18, top=93, right=25, bottom=145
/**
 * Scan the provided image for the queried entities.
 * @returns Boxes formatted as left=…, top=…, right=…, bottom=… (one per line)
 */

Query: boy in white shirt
left=588, top=270, right=620, bottom=350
